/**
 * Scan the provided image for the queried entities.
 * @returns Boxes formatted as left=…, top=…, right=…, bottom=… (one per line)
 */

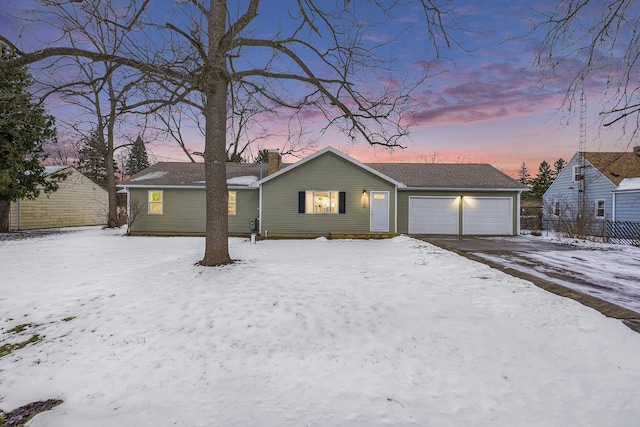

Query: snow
left=616, top=177, right=640, bottom=191
left=129, top=171, right=167, bottom=181
left=227, top=175, right=258, bottom=185
left=1, top=228, right=640, bottom=426
left=44, top=166, right=69, bottom=176
left=476, top=233, right=640, bottom=312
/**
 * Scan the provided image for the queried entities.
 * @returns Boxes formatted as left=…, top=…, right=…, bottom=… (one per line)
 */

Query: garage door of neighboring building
left=462, top=197, right=513, bottom=235
left=409, top=196, right=459, bottom=234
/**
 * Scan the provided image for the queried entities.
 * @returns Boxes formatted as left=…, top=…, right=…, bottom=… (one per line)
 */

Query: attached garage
left=462, top=197, right=513, bottom=235
left=406, top=195, right=517, bottom=236
left=408, top=196, right=459, bottom=234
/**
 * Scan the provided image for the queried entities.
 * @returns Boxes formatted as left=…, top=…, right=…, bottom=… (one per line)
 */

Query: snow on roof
left=227, top=175, right=258, bottom=186
left=130, top=171, right=168, bottom=181
left=615, top=177, right=640, bottom=191
left=44, top=166, right=70, bottom=176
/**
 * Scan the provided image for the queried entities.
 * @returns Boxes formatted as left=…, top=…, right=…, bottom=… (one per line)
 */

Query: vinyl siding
left=260, top=151, right=396, bottom=235
left=129, top=187, right=258, bottom=235
left=398, top=190, right=519, bottom=234
left=614, top=191, right=640, bottom=221
left=543, top=154, right=616, bottom=223
left=9, top=168, right=108, bottom=230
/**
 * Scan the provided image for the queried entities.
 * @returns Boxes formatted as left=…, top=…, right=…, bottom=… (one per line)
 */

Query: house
left=120, top=147, right=527, bottom=237
left=9, top=166, right=108, bottom=231
left=543, top=147, right=640, bottom=230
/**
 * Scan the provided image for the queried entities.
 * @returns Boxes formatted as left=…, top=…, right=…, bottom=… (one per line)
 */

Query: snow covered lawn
left=1, top=227, right=640, bottom=426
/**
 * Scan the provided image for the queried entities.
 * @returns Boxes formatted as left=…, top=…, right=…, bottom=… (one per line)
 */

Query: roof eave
left=401, top=186, right=525, bottom=192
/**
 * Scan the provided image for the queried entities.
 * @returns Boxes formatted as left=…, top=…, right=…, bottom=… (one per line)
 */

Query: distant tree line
left=519, top=158, right=566, bottom=199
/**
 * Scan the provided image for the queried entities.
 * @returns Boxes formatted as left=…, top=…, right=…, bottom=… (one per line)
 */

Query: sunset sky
left=1, top=0, right=637, bottom=177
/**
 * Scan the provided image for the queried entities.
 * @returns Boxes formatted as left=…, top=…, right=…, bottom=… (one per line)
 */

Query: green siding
left=129, top=187, right=258, bottom=235
left=397, top=190, right=520, bottom=234
left=260, top=152, right=396, bottom=236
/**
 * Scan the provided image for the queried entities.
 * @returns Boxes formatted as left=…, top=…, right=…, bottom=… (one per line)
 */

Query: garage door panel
left=463, top=197, right=512, bottom=235
left=409, top=197, right=459, bottom=234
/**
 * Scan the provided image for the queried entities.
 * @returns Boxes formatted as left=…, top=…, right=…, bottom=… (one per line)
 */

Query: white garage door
left=409, top=196, right=459, bottom=234
left=462, top=197, right=513, bottom=235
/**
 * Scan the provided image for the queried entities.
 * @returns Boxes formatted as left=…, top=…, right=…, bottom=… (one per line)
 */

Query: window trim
left=148, top=190, right=163, bottom=215
left=595, top=199, right=605, bottom=219
left=228, top=191, right=237, bottom=216
left=298, top=191, right=346, bottom=214
left=572, top=165, right=583, bottom=183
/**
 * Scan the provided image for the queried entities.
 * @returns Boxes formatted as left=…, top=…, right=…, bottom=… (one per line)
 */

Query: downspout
left=612, top=191, right=616, bottom=221
left=516, top=191, right=522, bottom=235
left=394, top=186, right=398, bottom=233
left=258, top=182, right=263, bottom=235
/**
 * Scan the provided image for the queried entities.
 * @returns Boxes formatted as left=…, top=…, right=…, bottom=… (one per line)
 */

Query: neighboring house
left=613, top=177, right=640, bottom=222
left=9, top=166, right=108, bottom=231
left=120, top=147, right=527, bottom=237
left=543, top=147, right=640, bottom=229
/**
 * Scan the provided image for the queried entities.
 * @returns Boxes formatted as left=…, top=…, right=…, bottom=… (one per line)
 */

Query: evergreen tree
left=553, top=158, right=566, bottom=178
left=0, top=43, right=64, bottom=231
left=518, top=162, right=531, bottom=186
left=125, top=135, right=150, bottom=176
left=531, top=160, right=554, bottom=199
left=75, top=131, right=117, bottom=189
left=253, top=149, right=269, bottom=164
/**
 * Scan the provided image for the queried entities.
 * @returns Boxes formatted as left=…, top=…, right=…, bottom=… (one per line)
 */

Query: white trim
left=253, top=147, right=406, bottom=188
left=119, top=184, right=257, bottom=190
left=394, top=186, right=398, bottom=233
left=612, top=192, right=616, bottom=221
left=399, top=187, right=522, bottom=192
left=408, top=196, right=459, bottom=235
left=594, top=199, right=606, bottom=219
left=370, top=191, right=390, bottom=232
left=462, top=196, right=513, bottom=235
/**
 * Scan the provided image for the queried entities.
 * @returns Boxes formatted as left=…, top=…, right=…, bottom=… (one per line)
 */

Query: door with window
left=370, top=191, right=389, bottom=232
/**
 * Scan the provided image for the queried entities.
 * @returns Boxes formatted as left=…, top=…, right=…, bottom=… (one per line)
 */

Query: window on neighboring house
left=553, top=200, right=560, bottom=216
left=572, top=165, right=583, bottom=183
left=595, top=199, right=605, bottom=219
left=148, top=190, right=163, bottom=215
left=228, top=191, right=237, bottom=215
left=298, top=191, right=346, bottom=214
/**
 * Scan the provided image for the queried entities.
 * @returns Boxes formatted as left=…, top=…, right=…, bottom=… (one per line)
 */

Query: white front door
left=370, top=191, right=389, bottom=232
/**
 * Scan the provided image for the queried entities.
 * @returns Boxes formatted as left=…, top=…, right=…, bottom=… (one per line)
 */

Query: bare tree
left=535, top=0, right=640, bottom=136
left=1, top=1, right=457, bottom=266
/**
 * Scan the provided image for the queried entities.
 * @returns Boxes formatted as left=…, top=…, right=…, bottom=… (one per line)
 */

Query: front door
left=370, top=191, right=389, bottom=232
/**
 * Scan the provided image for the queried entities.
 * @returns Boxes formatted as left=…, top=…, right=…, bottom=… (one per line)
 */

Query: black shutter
left=298, top=191, right=305, bottom=213
left=339, top=191, right=346, bottom=214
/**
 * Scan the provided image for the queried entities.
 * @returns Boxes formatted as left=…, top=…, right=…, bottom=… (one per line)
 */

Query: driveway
left=415, top=235, right=640, bottom=331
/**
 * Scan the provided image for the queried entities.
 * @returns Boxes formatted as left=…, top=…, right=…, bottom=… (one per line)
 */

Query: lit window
left=306, top=191, right=338, bottom=214
left=595, top=199, right=605, bottom=218
left=148, top=190, right=163, bottom=215
left=228, top=191, right=237, bottom=216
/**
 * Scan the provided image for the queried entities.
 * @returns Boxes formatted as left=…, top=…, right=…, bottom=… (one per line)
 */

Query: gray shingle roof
left=368, top=163, right=526, bottom=189
left=121, top=160, right=525, bottom=190
left=123, top=162, right=269, bottom=187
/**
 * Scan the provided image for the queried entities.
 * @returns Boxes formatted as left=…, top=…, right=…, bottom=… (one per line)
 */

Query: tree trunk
left=0, top=200, right=10, bottom=232
left=105, top=78, right=119, bottom=228
left=200, top=1, right=232, bottom=266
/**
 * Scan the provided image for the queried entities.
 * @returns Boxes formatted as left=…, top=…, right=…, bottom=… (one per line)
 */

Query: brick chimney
left=267, top=149, right=282, bottom=175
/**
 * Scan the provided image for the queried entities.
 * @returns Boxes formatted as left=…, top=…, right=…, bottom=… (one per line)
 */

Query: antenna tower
left=578, top=78, right=587, bottom=209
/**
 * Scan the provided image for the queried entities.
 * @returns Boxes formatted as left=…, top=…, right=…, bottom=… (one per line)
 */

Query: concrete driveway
left=415, top=235, right=640, bottom=331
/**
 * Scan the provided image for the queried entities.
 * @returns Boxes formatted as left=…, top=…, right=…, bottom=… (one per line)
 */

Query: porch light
left=361, top=190, right=369, bottom=208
